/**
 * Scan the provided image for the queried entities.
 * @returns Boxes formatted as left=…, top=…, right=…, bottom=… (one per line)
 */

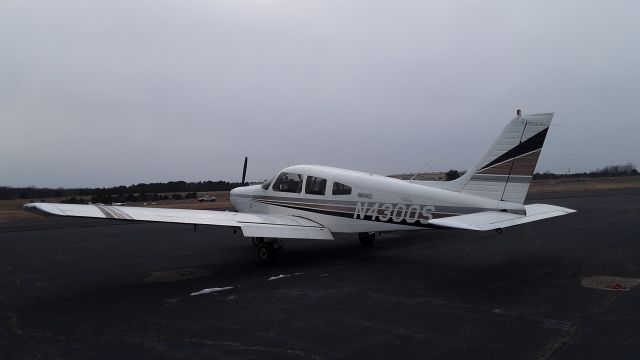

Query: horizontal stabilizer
left=428, top=204, right=576, bottom=231
left=24, top=203, right=334, bottom=240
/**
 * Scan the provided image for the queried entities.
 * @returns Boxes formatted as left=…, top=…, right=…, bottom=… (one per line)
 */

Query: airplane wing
left=23, top=203, right=334, bottom=240
left=428, top=204, right=576, bottom=231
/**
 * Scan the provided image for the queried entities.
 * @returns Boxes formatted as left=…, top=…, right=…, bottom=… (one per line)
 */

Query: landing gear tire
left=251, top=237, right=264, bottom=247
left=257, top=242, right=276, bottom=264
left=359, top=232, right=375, bottom=246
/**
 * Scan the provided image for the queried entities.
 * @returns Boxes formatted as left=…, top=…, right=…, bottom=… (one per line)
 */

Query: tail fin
left=445, top=112, right=553, bottom=204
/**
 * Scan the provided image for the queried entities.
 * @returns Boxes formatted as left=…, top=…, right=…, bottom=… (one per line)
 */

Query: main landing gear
left=250, top=237, right=284, bottom=264
left=358, top=232, right=376, bottom=246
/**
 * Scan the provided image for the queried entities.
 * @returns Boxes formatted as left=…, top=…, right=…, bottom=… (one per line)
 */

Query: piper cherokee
left=25, top=111, right=575, bottom=263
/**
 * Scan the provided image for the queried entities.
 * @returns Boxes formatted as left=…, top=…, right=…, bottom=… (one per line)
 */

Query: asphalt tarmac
left=1, top=189, right=639, bottom=359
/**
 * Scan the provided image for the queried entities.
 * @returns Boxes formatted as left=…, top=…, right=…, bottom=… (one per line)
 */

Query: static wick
left=516, top=109, right=522, bottom=116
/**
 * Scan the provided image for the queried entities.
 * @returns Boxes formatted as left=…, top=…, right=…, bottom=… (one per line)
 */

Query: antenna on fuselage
left=408, top=160, right=432, bottom=182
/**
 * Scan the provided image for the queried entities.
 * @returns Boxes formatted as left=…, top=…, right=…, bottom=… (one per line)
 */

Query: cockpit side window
left=261, top=177, right=273, bottom=190
left=332, top=182, right=352, bottom=195
left=272, top=172, right=303, bottom=193
left=305, top=176, right=327, bottom=195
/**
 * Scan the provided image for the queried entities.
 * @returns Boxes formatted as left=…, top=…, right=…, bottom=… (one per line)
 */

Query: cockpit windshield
left=261, top=177, right=274, bottom=190
left=272, top=172, right=303, bottom=193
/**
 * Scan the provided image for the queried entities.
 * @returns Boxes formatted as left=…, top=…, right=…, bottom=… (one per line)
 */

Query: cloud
left=1, top=0, right=638, bottom=187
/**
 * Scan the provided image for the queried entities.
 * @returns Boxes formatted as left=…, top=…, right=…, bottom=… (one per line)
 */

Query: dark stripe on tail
left=479, top=127, right=548, bottom=171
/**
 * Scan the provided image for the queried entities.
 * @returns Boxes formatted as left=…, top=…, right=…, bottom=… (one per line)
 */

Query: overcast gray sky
left=2, top=0, right=639, bottom=188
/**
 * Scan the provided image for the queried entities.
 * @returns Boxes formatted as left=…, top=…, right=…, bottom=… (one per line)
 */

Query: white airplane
left=25, top=111, right=575, bottom=263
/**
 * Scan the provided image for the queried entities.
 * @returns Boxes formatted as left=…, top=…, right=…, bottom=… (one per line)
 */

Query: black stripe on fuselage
left=239, top=194, right=493, bottom=215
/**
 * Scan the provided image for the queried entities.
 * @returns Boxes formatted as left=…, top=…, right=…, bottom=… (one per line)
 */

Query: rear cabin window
left=332, top=182, right=352, bottom=195
left=272, top=172, right=303, bottom=193
left=305, top=176, right=327, bottom=195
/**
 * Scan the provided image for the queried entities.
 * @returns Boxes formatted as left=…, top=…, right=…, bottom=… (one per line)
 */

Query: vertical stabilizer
left=444, top=112, right=553, bottom=204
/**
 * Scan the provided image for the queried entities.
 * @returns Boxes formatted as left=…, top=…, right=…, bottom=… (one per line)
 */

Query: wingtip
left=23, top=203, right=55, bottom=217
left=23, top=203, right=37, bottom=211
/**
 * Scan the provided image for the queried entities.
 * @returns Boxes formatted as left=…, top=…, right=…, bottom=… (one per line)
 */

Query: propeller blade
left=242, top=156, right=248, bottom=184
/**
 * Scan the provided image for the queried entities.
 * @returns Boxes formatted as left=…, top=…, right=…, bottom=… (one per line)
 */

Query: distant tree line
left=0, top=180, right=242, bottom=201
left=442, top=163, right=638, bottom=181
left=533, top=163, right=638, bottom=180
left=2, top=163, right=636, bottom=201
left=59, top=191, right=201, bottom=204
left=445, top=170, right=463, bottom=181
